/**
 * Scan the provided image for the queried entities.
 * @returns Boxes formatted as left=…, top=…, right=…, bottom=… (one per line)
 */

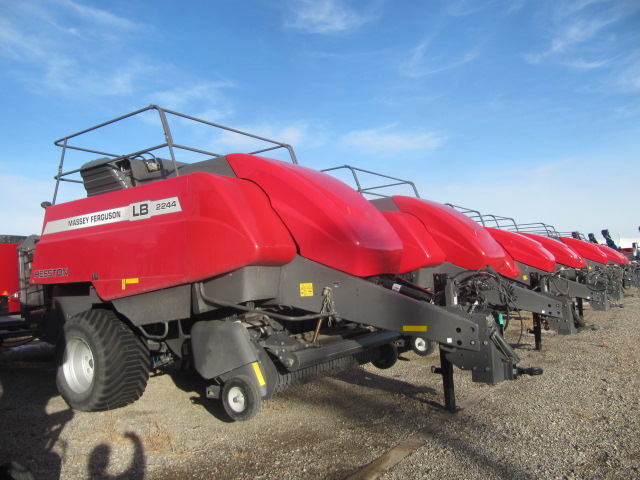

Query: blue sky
left=1, top=0, right=639, bottom=242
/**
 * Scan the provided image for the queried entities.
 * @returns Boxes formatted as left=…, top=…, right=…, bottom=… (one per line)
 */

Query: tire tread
left=58, top=309, right=149, bottom=411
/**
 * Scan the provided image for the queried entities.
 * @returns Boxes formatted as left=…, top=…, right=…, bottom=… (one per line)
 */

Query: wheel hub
left=227, top=386, right=246, bottom=413
left=63, top=337, right=95, bottom=394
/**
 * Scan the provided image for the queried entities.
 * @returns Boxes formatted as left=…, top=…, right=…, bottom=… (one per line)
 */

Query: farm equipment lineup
left=1, top=106, right=636, bottom=420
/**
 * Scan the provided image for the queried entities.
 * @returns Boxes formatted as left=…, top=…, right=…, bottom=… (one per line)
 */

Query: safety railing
left=51, top=105, right=297, bottom=204
left=321, top=165, right=420, bottom=198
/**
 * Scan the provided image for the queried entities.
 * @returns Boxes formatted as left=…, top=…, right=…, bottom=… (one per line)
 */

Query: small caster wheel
left=411, top=337, right=436, bottom=357
left=221, top=375, right=261, bottom=422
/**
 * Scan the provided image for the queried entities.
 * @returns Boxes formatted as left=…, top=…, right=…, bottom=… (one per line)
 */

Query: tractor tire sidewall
left=56, top=321, right=102, bottom=411
left=55, top=309, right=149, bottom=412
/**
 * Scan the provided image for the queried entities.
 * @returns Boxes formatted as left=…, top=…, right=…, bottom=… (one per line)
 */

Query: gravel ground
left=0, top=290, right=638, bottom=480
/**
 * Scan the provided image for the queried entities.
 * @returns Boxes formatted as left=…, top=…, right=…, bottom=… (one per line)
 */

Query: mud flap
left=191, top=321, right=269, bottom=398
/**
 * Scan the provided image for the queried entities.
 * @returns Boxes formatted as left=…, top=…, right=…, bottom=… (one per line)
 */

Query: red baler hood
left=594, top=244, right=629, bottom=264
left=486, top=228, right=556, bottom=273
left=560, top=237, right=608, bottom=265
left=227, top=154, right=404, bottom=277
left=518, top=233, right=587, bottom=269
left=380, top=210, right=446, bottom=273
left=389, top=196, right=520, bottom=278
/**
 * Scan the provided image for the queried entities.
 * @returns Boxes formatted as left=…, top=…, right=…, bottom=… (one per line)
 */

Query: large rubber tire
left=56, top=309, right=150, bottom=412
left=221, top=375, right=261, bottom=422
left=371, top=342, right=399, bottom=370
left=411, top=337, right=436, bottom=357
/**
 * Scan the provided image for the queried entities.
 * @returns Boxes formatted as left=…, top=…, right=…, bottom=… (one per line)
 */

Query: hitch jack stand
left=576, top=297, right=584, bottom=318
left=432, top=346, right=457, bottom=413
left=532, top=313, right=543, bottom=351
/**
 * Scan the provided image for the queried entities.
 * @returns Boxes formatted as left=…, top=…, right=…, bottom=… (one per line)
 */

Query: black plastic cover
left=190, top=320, right=258, bottom=380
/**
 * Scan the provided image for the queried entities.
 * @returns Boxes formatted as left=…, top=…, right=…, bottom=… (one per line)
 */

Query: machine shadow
left=159, top=362, right=234, bottom=423
left=0, top=342, right=150, bottom=480
left=86, top=432, right=146, bottom=480
left=161, top=354, right=447, bottom=424
left=332, top=359, right=443, bottom=407
left=0, top=343, right=70, bottom=480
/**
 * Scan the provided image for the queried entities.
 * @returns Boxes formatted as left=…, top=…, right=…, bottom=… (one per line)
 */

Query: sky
left=1, top=0, right=639, bottom=243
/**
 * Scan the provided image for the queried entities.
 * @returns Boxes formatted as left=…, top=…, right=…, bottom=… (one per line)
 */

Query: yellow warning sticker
left=121, top=278, right=139, bottom=290
left=403, top=325, right=428, bottom=332
left=300, top=283, right=314, bottom=297
left=522, top=275, right=529, bottom=281
left=252, top=362, right=266, bottom=386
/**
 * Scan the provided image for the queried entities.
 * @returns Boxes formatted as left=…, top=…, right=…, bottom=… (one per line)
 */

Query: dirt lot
left=1, top=292, right=639, bottom=480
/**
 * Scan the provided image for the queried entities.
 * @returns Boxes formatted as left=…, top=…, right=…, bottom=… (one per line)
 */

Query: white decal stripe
left=42, top=197, right=182, bottom=235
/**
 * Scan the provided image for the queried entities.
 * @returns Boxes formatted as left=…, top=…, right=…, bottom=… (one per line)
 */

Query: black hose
left=572, top=305, right=586, bottom=327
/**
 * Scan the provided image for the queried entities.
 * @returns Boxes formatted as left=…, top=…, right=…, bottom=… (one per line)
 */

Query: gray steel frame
left=194, top=256, right=522, bottom=386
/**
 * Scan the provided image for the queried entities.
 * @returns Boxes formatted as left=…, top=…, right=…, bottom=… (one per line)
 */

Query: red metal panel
left=0, top=243, right=21, bottom=313
left=486, top=228, right=556, bottom=273
left=380, top=211, right=446, bottom=273
left=32, top=173, right=296, bottom=300
left=594, top=244, right=629, bottom=264
left=559, top=237, right=608, bottom=265
left=518, top=233, right=587, bottom=269
left=390, top=197, right=520, bottom=278
left=227, top=154, right=403, bottom=277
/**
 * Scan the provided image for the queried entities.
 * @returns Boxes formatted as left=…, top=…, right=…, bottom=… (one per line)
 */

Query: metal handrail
left=51, top=105, right=298, bottom=204
left=320, top=165, right=420, bottom=198
left=444, top=204, right=580, bottom=238
left=510, top=222, right=561, bottom=237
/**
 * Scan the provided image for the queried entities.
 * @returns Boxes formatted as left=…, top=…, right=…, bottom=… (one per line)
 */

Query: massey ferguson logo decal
left=34, top=268, right=69, bottom=278
left=42, top=197, right=182, bottom=235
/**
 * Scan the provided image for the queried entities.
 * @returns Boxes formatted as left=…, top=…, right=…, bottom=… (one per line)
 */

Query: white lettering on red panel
left=42, top=197, right=182, bottom=235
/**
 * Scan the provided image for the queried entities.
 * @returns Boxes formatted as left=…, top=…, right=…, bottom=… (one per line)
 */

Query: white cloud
left=342, top=125, right=445, bottom=156
left=284, top=0, right=375, bottom=34
left=525, top=16, right=616, bottom=65
left=552, top=0, right=611, bottom=19
left=213, top=121, right=318, bottom=162
left=446, top=0, right=499, bottom=17
left=0, top=1, right=240, bottom=117
left=612, top=101, right=640, bottom=119
left=400, top=38, right=479, bottom=78
left=563, top=58, right=612, bottom=70
left=151, top=82, right=236, bottom=118
left=56, top=0, right=138, bottom=30
left=0, top=0, right=151, bottom=97
left=524, top=1, right=640, bottom=69
left=523, top=2, right=640, bottom=96
left=614, top=50, right=640, bottom=93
